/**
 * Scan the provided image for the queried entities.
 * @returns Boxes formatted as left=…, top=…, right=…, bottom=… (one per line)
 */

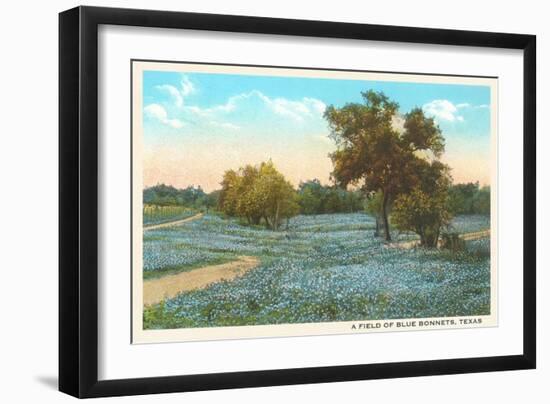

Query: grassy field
left=143, top=213, right=490, bottom=329
left=143, top=205, right=198, bottom=226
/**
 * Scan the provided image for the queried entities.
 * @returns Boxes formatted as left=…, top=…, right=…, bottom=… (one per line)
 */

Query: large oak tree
left=324, top=90, right=446, bottom=241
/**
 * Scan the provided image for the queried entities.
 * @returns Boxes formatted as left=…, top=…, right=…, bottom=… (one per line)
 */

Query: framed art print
left=59, top=6, right=536, bottom=398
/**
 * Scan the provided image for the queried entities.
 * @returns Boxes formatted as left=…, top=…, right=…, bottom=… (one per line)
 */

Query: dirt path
left=388, top=229, right=490, bottom=250
left=143, top=256, right=259, bottom=306
left=144, top=212, right=204, bottom=231
left=460, top=229, right=490, bottom=241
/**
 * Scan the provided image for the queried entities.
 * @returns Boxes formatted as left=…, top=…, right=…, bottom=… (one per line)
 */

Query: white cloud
left=180, top=75, right=196, bottom=97
left=391, top=114, right=405, bottom=133
left=422, top=99, right=464, bottom=122
left=146, top=86, right=326, bottom=132
left=156, top=84, right=183, bottom=108
left=144, top=103, right=184, bottom=129
left=456, top=102, right=470, bottom=109
left=144, top=103, right=167, bottom=120
left=185, top=90, right=326, bottom=123
left=262, top=93, right=326, bottom=121
left=184, top=105, right=211, bottom=118
left=304, top=97, right=327, bottom=115
left=155, top=74, right=196, bottom=108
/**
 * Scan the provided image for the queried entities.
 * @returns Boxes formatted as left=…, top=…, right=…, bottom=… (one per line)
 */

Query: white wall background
left=0, top=0, right=545, bottom=402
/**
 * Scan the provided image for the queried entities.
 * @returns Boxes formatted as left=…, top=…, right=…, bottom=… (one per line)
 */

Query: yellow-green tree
left=219, top=161, right=299, bottom=230
left=218, top=169, right=242, bottom=217
left=252, top=161, right=299, bottom=230
left=236, top=164, right=262, bottom=224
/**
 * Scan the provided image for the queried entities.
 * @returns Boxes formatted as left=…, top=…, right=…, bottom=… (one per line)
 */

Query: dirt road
left=143, top=256, right=259, bottom=306
left=143, top=212, right=204, bottom=231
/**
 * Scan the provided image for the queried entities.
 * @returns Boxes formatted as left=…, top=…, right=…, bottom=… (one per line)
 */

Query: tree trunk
left=381, top=191, right=391, bottom=241
left=274, top=200, right=281, bottom=231
left=421, top=228, right=438, bottom=248
left=425, top=234, right=436, bottom=247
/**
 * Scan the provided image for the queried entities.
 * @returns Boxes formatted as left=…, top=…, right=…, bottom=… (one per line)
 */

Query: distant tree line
left=143, top=183, right=219, bottom=212
left=297, top=179, right=364, bottom=215
left=144, top=177, right=489, bottom=236
left=448, top=182, right=490, bottom=215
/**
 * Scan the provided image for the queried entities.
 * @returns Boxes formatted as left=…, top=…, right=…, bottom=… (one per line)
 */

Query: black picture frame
left=59, top=5, right=536, bottom=398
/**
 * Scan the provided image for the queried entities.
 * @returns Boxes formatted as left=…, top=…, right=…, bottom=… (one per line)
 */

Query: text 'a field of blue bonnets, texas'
left=131, top=61, right=497, bottom=343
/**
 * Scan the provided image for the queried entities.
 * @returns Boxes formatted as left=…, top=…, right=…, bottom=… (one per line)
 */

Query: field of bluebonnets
left=143, top=212, right=491, bottom=329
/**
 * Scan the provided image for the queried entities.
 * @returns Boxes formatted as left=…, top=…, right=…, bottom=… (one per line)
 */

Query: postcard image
left=131, top=61, right=497, bottom=343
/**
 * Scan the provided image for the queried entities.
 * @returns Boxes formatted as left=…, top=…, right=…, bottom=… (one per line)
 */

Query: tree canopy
left=391, top=160, right=452, bottom=247
left=324, top=90, right=449, bottom=242
left=219, top=161, right=299, bottom=230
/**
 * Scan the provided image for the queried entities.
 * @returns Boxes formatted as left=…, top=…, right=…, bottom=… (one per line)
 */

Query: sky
left=141, top=69, right=492, bottom=192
